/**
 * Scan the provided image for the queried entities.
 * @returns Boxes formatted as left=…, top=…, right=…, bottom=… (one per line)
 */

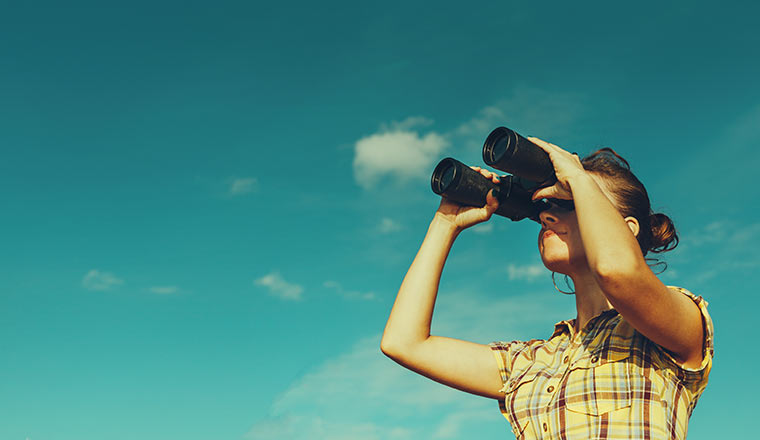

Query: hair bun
left=648, top=212, right=678, bottom=253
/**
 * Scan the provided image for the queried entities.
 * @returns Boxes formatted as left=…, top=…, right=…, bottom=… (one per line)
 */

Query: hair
left=580, top=148, right=679, bottom=260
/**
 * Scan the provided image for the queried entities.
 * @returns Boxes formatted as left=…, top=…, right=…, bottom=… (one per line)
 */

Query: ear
left=624, top=216, right=640, bottom=237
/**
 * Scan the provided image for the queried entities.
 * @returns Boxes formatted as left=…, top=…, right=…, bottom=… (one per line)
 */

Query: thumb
left=485, top=188, right=500, bottom=212
left=532, top=185, right=560, bottom=201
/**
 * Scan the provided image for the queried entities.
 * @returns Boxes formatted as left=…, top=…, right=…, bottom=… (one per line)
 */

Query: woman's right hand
left=434, top=166, right=502, bottom=232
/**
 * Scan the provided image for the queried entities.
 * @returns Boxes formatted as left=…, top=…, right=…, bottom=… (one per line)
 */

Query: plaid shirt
left=489, top=286, right=713, bottom=440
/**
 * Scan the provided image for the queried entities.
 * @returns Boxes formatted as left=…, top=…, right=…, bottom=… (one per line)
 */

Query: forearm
left=568, top=174, right=647, bottom=278
left=381, top=214, right=460, bottom=352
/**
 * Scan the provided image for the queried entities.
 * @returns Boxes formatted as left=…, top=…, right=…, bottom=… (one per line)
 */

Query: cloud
left=669, top=104, right=760, bottom=208
left=378, top=217, right=403, bottom=234
left=323, top=280, right=375, bottom=301
left=672, top=220, right=760, bottom=283
left=454, top=86, right=587, bottom=151
left=148, top=286, right=179, bottom=294
left=82, top=269, right=123, bottom=291
left=352, top=87, right=587, bottom=191
left=246, top=290, right=572, bottom=439
left=353, top=117, right=449, bottom=190
left=471, top=222, right=494, bottom=234
left=229, top=177, right=258, bottom=195
left=255, top=272, right=304, bottom=301
left=506, top=263, right=547, bottom=282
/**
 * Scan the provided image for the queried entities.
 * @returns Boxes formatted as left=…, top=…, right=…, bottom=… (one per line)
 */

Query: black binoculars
left=430, top=127, right=557, bottom=222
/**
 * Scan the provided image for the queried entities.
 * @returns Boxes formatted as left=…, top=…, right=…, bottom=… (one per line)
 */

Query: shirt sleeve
left=488, top=340, right=526, bottom=394
left=654, top=286, right=715, bottom=394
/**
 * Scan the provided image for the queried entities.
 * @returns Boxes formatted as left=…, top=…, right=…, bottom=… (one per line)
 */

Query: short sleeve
left=655, top=286, right=715, bottom=393
left=488, top=340, right=527, bottom=394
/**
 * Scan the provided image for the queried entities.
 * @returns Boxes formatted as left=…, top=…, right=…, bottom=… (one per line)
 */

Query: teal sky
left=2, top=1, right=758, bottom=438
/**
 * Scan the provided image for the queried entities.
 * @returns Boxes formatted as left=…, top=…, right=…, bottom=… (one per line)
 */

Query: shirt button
left=547, top=385, right=554, bottom=393
left=543, top=422, right=548, bottom=432
left=591, top=355, right=599, bottom=363
left=563, top=356, right=569, bottom=363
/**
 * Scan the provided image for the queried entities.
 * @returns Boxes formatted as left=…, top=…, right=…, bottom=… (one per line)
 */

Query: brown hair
left=581, top=148, right=678, bottom=258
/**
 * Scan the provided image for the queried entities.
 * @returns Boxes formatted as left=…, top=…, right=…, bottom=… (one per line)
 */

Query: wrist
left=431, top=213, right=462, bottom=237
left=566, top=172, right=597, bottom=191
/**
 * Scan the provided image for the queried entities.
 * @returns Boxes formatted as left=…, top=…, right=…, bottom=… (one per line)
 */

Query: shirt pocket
left=564, top=348, right=632, bottom=416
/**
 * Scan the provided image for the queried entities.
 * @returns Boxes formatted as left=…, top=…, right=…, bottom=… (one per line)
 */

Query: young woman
left=380, top=137, right=713, bottom=439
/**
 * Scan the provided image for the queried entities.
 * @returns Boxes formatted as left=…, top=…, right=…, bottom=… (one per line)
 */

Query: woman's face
left=537, top=201, right=586, bottom=274
left=538, top=173, right=621, bottom=274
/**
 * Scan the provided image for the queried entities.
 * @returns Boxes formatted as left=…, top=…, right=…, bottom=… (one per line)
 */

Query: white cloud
left=148, top=286, right=179, bottom=294
left=378, top=217, right=403, bottom=234
left=352, top=88, right=587, bottom=191
left=229, top=177, right=258, bottom=195
left=255, top=272, right=304, bottom=301
left=246, top=290, right=572, bottom=439
left=506, top=263, right=547, bottom=282
left=323, top=280, right=375, bottom=301
left=353, top=117, right=449, bottom=190
left=471, top=222, right=494, bottom=234
left=82, top=269, right=123, bottom=291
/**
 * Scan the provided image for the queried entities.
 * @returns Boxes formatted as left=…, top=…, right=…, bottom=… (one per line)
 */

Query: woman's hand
left=434, top=166, right=502, bottom=232
left=527, top=136, right=588, bottom=201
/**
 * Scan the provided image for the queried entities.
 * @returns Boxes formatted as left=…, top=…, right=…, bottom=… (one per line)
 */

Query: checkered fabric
left=489, top=286, right=713, bottom=439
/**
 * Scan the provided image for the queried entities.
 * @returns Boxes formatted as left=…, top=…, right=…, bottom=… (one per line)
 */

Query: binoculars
left=431, top=127, right=557, bottom=222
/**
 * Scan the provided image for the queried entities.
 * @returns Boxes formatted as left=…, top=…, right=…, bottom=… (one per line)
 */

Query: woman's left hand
left=527, top=136, right=588, bottom=201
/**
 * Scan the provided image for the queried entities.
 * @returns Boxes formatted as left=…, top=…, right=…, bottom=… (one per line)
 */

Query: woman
left=380, top=137, right=713, bottom=439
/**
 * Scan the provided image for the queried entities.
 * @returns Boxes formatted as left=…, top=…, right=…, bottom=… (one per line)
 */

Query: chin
left=539, top=249, right=578, bottom=275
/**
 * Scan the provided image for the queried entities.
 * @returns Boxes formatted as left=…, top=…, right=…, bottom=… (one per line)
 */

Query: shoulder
left=655, top=286, right=714, bottom=387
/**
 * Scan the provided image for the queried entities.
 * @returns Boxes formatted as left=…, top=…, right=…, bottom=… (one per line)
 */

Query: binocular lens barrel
left=431, top=157, right=544, bottom=222
left=483, top=127, right=556, bottom=186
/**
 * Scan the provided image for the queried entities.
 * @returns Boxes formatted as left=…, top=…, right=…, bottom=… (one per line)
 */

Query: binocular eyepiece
left=431, top=126, right=557, bottom=222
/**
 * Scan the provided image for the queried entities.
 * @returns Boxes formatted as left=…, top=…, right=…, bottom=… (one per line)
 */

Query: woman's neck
left=570, top=269, right=615, bottom=333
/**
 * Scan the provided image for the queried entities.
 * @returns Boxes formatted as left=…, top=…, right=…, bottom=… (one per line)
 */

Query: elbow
left=380, top=337, right=395, bottom=357
left=380, top=339, right=405, bottom=365
left=380, top=334, right=421, bottom=364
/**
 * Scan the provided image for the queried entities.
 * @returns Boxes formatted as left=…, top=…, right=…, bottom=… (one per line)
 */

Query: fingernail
left=491, top=188, right=501, bottom=199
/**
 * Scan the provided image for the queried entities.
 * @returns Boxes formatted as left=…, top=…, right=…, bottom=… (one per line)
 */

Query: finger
left=527, top=136, right=555, bottom=152
left=527, top=137, right=569, bottom=154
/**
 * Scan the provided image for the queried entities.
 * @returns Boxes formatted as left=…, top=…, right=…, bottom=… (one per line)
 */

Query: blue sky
left=1, top=1, right=758, bottom=439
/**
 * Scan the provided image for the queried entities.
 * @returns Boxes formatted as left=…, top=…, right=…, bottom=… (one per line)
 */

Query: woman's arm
left=568, top=174, right=704, bottom=368
left=380, top=167, right=507, bottom=400
left=529, top=137, right=705, bottom=369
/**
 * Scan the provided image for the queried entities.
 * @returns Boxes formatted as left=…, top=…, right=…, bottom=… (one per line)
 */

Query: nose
left=539, top=208, right=559, bottom=227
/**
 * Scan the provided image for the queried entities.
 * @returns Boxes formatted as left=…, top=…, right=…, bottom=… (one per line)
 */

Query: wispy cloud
left=247, top=290, right=572, bottom=439
left=323, top=280, right=375, bottom=301
left=148, top=286, right=179, bottom=295
left=255, top=272, right=304, bottom=301
left=82, top=269, right=123, bottom=291
left=378, top=217, right=403, bottom=234
left=471, top=222, right=494, bottom=234
left=673, top=220, right=760, bottom=283
left=506, top=263, right=547, bottom=282
left=353, top=116, right=449, bottom=190
left=454, top=86, right=587, bottom=151
left=229, top=177, right=258, bottom=195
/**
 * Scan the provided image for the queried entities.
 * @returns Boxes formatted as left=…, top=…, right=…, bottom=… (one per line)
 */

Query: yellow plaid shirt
left=489, top=286, right=713, bottom=440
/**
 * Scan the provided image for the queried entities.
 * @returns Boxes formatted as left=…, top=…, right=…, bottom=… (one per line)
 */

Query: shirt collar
left=551, top=308, right=619, bottom=338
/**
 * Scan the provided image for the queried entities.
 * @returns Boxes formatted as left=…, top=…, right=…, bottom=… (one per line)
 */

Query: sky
left=1, top=1, right=758, bottom=439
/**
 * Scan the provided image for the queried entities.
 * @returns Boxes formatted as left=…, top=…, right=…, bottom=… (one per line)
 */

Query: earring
left=552, top=272, right=575, bottom=295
